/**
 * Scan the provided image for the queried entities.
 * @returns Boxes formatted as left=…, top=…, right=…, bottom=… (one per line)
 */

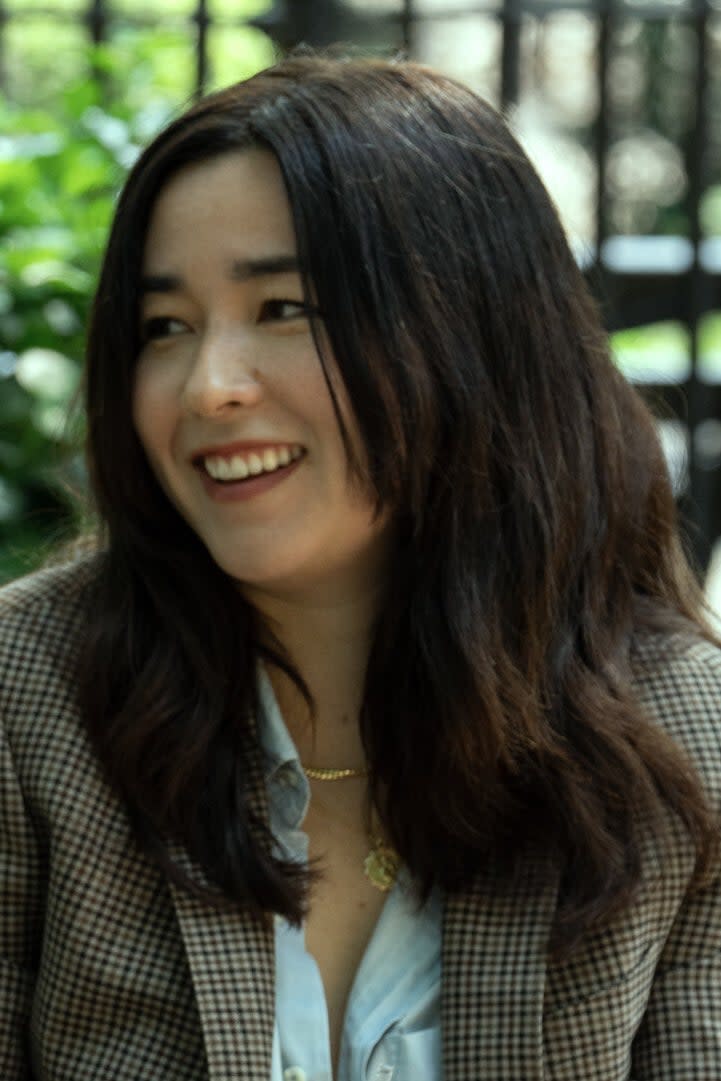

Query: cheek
left=131, top=388, right=155, bottom=461
left=132, top=363, right=173, bottom=453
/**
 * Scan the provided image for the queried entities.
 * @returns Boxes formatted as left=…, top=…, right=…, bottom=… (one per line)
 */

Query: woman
left=1, top=52, right=719, bottom=1081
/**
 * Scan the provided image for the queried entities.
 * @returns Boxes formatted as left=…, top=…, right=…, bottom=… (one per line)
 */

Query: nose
left=181, top=328, right=263, bottom=417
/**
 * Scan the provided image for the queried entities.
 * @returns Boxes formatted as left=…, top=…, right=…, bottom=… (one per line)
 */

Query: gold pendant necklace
left=363, top=834, right=401, bottom=892
left=301, top=761, right=400, bottom=892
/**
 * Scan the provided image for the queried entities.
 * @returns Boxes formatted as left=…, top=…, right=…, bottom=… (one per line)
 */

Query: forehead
left=142, top=148, right=297, bottom=269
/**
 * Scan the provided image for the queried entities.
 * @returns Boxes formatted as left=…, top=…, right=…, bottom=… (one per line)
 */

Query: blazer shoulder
left=1, top=549, right=102, bottom=609
left=631, top=627, right=721, bottom=802
left=0, top=552, right=103, bottom=670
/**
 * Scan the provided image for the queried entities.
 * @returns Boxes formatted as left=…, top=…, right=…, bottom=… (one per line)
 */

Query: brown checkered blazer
left=1, top=557, right=720, bottom=1080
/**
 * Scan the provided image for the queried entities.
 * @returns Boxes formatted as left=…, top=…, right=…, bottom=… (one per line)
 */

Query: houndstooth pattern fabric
left=1, top=557, right=720, bottom=1080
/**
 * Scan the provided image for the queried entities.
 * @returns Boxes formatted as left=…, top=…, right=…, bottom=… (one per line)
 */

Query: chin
left=205, top=547, right=305, bottom=594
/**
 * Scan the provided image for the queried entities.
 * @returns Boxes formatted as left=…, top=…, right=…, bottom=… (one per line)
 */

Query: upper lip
left=190, top=440, right=304, bottom=465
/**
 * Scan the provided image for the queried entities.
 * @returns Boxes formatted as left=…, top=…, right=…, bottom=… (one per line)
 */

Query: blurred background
left=1, top=0, right=720, bottom=620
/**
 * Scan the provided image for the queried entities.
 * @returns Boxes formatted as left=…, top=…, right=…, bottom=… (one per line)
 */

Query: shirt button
left=283, top=1068, right=307, bottom=1081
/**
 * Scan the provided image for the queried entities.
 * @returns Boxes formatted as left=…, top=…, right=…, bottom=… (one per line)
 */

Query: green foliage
left=0, top=10, right=717, bottom=584
left=3, top=4, right=275, bottom=108
left=0, top=22, right=273, bottom=583
left=0, top=81, right=121, bottom=581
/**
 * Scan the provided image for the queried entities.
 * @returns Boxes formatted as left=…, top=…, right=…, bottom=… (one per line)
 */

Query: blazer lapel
left=442, top=851, right=559, bottom=1081
left=167, top=733, right=276, bottom=1081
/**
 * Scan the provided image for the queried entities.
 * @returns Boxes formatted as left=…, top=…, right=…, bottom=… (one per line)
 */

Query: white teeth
left=203, top=445, right=304, bottom=482
left=229, top=455, right=249, bottom=479
left=263, top=448, right=279, bottom=472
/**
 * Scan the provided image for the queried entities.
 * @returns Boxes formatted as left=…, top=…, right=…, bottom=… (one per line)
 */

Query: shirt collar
left=256, top=662, right=309, bottom=831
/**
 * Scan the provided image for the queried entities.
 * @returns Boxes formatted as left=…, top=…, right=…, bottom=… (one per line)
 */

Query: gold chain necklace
left=301, top=762, right=400, bottom=892
left=303, top=765, right=367, bottom=780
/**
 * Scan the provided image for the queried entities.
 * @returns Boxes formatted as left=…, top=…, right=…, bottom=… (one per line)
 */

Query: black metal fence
left=2, top=0, right=720, bottom=571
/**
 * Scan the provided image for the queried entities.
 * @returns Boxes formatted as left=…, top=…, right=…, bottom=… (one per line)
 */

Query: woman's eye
left=259, top=299, right=314, bottom=322
left=141, top=316, right=188, bottom=341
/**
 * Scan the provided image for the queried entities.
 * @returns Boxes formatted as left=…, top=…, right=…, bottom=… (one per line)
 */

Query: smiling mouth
left=198, top=445, right=305, bottom=483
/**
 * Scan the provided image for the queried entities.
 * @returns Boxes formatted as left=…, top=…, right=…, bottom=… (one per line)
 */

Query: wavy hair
left=78, top=52, right=718, bottom=955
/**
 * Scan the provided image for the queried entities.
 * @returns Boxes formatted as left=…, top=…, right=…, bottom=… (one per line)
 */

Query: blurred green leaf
left=16, top=348, right=79, bottom=402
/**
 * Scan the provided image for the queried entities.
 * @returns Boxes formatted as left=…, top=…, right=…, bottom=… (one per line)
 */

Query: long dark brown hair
left=78, top=52, right=718, bottom=956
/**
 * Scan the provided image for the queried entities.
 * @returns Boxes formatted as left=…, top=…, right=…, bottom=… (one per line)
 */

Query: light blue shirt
left=257, top=666, right=442, bottom=1081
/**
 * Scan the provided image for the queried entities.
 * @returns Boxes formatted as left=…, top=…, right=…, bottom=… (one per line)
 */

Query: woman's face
left=132, top=149, right=392, bottom=605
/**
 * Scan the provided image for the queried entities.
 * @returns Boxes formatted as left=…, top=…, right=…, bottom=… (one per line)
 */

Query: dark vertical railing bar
left=501, top=0, right=522, bottom=109
left=0, top=1, right=6, bottom=96
left=684, top=0, right=712, bottom=572
left=87, top=0, right=108, bottom=93
left=595, top=0, right=612, bottom=255
left=194, top=0, right=209, bottom=99
left=400, top=0, right=414, bottom=55
left=87, top=0, right=107, bottom=45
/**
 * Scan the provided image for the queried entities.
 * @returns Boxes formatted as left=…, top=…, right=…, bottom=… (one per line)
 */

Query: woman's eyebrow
left=139, top=255, right=302, bottom=295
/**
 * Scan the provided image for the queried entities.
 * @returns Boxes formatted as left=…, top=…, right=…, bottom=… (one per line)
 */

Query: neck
left=246, top=582, right=384, bottom=769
